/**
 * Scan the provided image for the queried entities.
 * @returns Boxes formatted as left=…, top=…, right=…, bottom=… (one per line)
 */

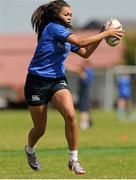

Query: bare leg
left=51, top=89, right=85, bottom=175
left=28, top=105, right=48, bottom=147
left=117, top=98, right=126, bottom=120
left=51, top=89, right=78, bottom=150
left=80, top=111, right=91, bottom=129
left=25, top=105, right=48, bottom=171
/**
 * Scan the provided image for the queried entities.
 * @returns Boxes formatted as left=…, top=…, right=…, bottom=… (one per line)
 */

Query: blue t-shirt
left=85, top=68, right=94, bottom=82
left=117, top=75, right=131, bottom=98
left=28, top=22, right=79, bottom=78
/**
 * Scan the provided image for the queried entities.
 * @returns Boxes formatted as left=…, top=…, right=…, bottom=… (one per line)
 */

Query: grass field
left=0, top=109, right=136, bottom=179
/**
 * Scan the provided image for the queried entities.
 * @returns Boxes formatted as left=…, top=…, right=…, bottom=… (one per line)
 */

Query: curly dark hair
left=31, top=0, right=71, bottom=40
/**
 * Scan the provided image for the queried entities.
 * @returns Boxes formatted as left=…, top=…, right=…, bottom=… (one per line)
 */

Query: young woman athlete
left=24, top=0, right=124, bottom=175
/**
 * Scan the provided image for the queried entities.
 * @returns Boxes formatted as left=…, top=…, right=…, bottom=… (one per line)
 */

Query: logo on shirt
left=57, top=42, right=69, bottom=51
left=60, top=80, right=67, bottom=86
left=32, top=95, right=40, bottom=101
left=57, top=42, right=66, bottom=51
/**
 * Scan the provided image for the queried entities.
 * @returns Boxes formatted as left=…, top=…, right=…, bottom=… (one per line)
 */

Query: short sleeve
left=49, top=23, right=73, bottom=42
left=70, top=44, right=80, bottom=52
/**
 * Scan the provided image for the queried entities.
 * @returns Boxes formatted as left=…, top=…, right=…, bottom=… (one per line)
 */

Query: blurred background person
left=116, top=72, right=132, bottom=120
left=78, top=66, right=94, bottom=129
left=66, top=60, right=94, bottom=129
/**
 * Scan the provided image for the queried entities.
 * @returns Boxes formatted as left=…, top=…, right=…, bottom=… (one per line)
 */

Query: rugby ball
left=105, top=18, right=122, bottom=47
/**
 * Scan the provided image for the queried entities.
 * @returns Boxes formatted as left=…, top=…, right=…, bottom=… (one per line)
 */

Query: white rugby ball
left=105, top=18, right=122, bottom=47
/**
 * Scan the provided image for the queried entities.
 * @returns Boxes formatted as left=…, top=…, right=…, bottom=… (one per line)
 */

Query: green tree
left=124, top=32, right=136, bottom=65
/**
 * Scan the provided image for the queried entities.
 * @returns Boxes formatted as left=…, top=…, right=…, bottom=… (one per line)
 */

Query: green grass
left=0, top=109, right=136, bottom=178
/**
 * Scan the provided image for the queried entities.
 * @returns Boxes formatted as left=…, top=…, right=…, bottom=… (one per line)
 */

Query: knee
left=65, top=112, right=77, bottom=125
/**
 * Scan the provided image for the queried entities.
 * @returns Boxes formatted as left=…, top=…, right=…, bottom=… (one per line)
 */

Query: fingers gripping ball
left=105, top=18, right=122, bottom=47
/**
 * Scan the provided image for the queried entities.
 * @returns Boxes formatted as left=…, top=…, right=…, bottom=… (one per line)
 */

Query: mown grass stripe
left=0, top=146, right=136, bottom=156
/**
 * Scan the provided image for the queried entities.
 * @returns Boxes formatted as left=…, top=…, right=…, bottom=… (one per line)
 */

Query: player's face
left=59, top=6, right=72, bottom=25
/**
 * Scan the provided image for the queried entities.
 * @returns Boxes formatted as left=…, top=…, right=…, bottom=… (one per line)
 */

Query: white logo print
left=60, top=81, right=67, bottom=86
left=32, top=95, right=40, bottom=101
left=57, top=42, right=65, bottom=49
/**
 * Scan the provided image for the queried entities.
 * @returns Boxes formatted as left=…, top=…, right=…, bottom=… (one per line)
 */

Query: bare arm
left=75, top=39, right=102, bottom=58
left=76, top=26, right=106, bottom=58
left=67, top=27, right=124, bottom=58
left=66, top=27, right=123, bottom=47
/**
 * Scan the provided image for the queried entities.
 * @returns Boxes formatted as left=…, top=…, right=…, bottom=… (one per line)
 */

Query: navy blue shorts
left=24, top=73, right=69, bottom=106
left=78, top=78, right=91, bottom=112
left=119, top=95, right=131, bottom=100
